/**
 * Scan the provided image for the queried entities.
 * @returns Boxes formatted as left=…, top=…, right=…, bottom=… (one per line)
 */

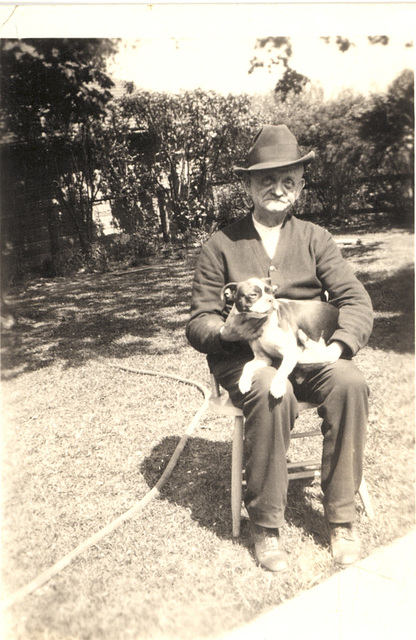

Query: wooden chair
left=208, top=374, right=374, bottom=537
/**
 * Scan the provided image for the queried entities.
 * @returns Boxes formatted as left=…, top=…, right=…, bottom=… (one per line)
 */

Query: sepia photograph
left=1, top=3, right=415, bottom=639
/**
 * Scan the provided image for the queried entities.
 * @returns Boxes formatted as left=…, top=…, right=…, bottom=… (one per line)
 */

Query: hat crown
left=247, top=125, right=301, bottom=166
left=234, top=124, right=314, bottom=173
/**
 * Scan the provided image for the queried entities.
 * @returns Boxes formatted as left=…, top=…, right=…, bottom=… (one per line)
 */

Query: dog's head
left=221, top=278, right=277, bottom=314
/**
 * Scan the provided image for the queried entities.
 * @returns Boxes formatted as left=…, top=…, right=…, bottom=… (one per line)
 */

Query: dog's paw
left=238, top=374, right=253, bottom=394
left=270, top=377, right=287, bottom=399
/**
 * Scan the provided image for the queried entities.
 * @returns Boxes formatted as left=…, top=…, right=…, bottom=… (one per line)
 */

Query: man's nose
left=271, top=180, right=283, bottom=196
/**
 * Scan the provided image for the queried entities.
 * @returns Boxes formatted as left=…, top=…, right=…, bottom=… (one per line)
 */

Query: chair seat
left=209, top=393, right=243, bottom=416
left=209, top=390, right=317, bottom=416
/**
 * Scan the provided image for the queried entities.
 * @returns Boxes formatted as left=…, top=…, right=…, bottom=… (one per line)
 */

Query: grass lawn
left=1, top=228, right=415, bottom=639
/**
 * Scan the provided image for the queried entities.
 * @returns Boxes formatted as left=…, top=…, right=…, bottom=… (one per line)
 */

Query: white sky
left=109, top=33, right=414, bottom=98
left=0, top=4, right=415, bottom=99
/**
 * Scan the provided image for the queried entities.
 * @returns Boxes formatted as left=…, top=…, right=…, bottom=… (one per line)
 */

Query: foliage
left=248, top=36, right=311, bottom=99
left=301, top=92, right=366, bottom=220
left=55, top=242, right=109, bottom=276
left=1, top=38, right=118, bottom=263
left=213, top=181, right=251, bottom=230
left=355, top=69, right=414, bottom=224
left=275, top=68, right=310, bottom=102
left=103, top=89, right=260, bottom=240
left=104, top=230, right=159, bottom=266
left=95, top=101, right=159, bottom=237
left=367, top=36, right=390, bottom=46
left=1, top=38, right=117, bottom=140
left=248, top=36, right=293, bottom=75
left=1, top=35, right=414, bottom=281
left=334, top=36, right=355, bottom=53
left=321, top=35, right=409, bottom=51
left=51, top=120, right=107, bottom=252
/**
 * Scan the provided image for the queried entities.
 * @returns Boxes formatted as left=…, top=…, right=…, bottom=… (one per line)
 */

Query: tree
left=248, top=37, right=293, bottom=75
left=356, top=69, right=414, bottom=224
left=304, top=94, right=366, bottom=221
left=0, top=38, right=118, bottom=265
left=96, top=99, right=158, bottom=237
left=319, top=36, right=356, bottom=53
left=274, top=68, right=310, bottom=102
left=1, top=39, right=117, bottom=140
left=248, top=36, right=310, bottom=99
left=251, top=34, right=412, bottom=98
left=321, top=35, right=392, bottom=51
left=110, top=89, right=259, bottom=241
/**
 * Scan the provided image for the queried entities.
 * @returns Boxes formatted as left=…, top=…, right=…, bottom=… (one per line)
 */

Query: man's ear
left=296, top=177, right=305, bottom=198
left=242, top=174, right=251, bottom=196
left=221, top=283, right=238, bottom=301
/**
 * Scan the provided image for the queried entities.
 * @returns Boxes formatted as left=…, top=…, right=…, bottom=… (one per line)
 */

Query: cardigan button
left=270, top=265, right=276, bottom=271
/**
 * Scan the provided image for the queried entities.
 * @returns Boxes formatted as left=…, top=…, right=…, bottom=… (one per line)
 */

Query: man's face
left=244, top=166, right=305, bottom=219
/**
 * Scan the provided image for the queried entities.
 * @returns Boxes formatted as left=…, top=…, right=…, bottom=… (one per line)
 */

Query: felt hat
left=234, top=124, right=315, bottom=174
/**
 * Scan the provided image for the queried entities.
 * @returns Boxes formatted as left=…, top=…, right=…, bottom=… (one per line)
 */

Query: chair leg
left=358, top=476, right=374, bottom=519
left=231, top=415, right=244, bottom=537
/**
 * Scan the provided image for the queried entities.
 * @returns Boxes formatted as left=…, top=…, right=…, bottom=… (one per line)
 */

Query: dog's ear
left=221, top=282, right=238, bottom=301
left=223, top=312, right=269, bottom=341
left=275, top=301, right=296, bottom=333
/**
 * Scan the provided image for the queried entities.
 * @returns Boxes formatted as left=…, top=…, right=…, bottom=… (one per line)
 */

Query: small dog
left=222, top=278, right=339, bottom=399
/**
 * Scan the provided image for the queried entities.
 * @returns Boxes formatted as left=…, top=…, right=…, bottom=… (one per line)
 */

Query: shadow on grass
left=286, top=482, right=328, bottom=547
left=140, top=435, right=236, bottom=540
left=340, top=242, right=414, bottom=354
left=2, top=241, right=414, bottom=381
left=1, top=261, right=194, bottom=380
left=359, top=266, right=415, bottom=354
left=340, top=240, right=382, bottom=262
left=141, top=435, right=327, bottom=547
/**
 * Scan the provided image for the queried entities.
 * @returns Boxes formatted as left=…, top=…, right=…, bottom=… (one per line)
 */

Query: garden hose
left=2, top=365, right=210, bottom=610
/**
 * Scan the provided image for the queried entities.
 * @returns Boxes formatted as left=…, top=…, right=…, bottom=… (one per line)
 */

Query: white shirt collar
left=252, top=215, right=282, bottom=259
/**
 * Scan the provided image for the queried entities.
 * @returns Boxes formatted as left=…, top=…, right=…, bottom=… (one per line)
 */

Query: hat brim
left=233, top=150, right=315, bottom=175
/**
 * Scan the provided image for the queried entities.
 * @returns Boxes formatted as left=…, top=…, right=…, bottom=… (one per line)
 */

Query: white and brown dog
left=222, top=278, right=339, bottom=399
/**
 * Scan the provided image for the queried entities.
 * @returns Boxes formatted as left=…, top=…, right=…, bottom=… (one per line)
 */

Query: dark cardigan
left=186, top=212, right=374, bottom=372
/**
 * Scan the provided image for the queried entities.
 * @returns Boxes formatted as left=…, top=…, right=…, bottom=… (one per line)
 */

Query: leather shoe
left=250, top=522, right=289, bottom=572
left=328, top=522, right=361, bottom=567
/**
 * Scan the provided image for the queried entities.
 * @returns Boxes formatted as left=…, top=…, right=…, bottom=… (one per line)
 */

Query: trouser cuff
left=324, top=503, right=357, bottom=524
left=246, top=505, right=286, bottom=529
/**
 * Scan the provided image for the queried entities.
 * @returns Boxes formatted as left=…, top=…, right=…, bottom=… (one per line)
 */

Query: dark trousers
left=213, top=358, right=369, bottom=528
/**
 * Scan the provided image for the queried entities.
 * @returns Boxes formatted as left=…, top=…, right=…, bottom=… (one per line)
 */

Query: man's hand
left=220, top=308, right=268, bottom=342
left=296, top=329, right=344, bottom=366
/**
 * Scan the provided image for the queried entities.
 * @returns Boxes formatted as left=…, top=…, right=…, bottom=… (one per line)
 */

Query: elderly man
left=186, top=124, right=373, bottom=572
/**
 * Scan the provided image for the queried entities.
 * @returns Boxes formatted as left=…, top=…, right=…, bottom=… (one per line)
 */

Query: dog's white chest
left=252, top=312, right=296, bottom=358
